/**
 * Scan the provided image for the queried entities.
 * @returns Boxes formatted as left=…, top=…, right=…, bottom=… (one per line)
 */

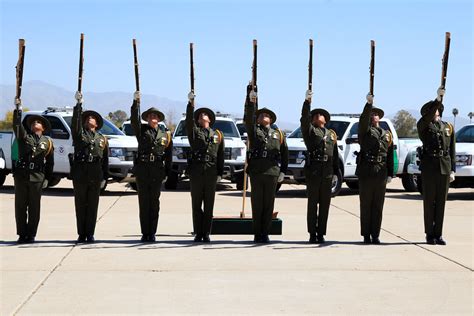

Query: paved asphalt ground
left=1, top=175, right=473, bottom=315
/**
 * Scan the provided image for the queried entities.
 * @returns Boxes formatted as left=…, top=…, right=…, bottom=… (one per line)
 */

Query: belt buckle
left=262, top=150, right=268, bottom=158
left=150, top=154, right=155, bottom=162
left=88, top=155, right=94, bottom=162
left=377, top=156, right=382, bottom=163
left=323, top=155, right=328, bottom=162
left=205, top=155, right=210, bottom=162
left=439, top=150, right=444, bottom=157
left=29, top=162, right=35, bottom=170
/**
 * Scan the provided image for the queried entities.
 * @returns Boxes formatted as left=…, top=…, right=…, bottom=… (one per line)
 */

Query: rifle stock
left=440, top=32, right=451, bottom=102
left=308, top=39, right=313, bottom=92
left=15, top=39, right=26, bottom=110
left=369, top=40, right=375, bottom=96
left=77, top=33, right=84, bottom=93
left=132, top=39, right=140, bottom=93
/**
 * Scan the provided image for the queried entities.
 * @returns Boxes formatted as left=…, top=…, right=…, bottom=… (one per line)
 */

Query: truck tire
left=401, top=174, right=418, bottom=192
left=47, top=176, right=61, bottom=187
left=345, top=180, right=359, bottom=190
left=165, top=172, right=178, bottom=190
left=331, top=169, right=343, bottom=197
left=0, top=172, right=6, bottom=188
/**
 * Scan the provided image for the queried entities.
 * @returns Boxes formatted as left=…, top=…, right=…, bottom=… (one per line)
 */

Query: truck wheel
left=401, top=174, right=418, bottom=192
left=0, top=172, right=6, bottom=188
left=346, top=180, right=359, bottom=190
left=236, top=173, right=248, bottom=191
left=47, top=176, right=61, bottom=187
left=331, top=169, right=343, bottom=197
left=165, top=172, right=178, bottom=190
left=416, top=175, right=423, bottom=195
left=130, top=182, right=138, bottom=191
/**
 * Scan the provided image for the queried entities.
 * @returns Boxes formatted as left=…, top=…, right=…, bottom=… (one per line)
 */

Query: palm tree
left=452, top=108, right=459, bottom=129
left=468, top=112, right=473, bottom=124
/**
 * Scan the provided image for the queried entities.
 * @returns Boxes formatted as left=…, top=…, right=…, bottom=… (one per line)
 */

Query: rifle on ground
left=439, top=32, right=451, bottom=102
left=190, top=43, right=195, bottom=106
left=369, top=40, right=375, bottom=96
left=132, top=39, right=140, bottom=99
left=308, top=39, right=313, bottom=93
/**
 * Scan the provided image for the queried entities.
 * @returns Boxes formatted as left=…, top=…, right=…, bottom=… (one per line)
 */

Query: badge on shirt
left=213, top=134, right=220, bottom=144
left=272, top=132, right=279, bottom=140
left=99, top=138, right=105, bottom=148
left=39, top=142, right=46, bottom=150
left=161, top=137, right=168, bottom=146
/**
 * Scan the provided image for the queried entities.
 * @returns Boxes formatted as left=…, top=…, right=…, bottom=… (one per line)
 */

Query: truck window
left=456, top=125, right=473, bottom=143
left=44, top=116, right=70, bottom=139
left=63, top=116, right=125, bottom=136
left=289, top=121, right=349, bottom=140
left=174, top=120, right=240, bottom=138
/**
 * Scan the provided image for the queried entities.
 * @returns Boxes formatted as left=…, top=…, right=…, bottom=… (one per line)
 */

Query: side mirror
left=345, top=134, right=359, bottom=144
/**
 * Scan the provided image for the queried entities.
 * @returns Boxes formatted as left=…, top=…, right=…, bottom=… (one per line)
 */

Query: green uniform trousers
left=14, top=177, right=43, bottom=237
left=73, top=179, right=101, bottom=236
left=136, top=176, right=164, bottom=236
left=421, top=172, right=449, bottom=237
left=190, top=171, right=217, bottom=235
left=306, top=174, right=332, bottom=235
left=358, top=175, right=387, bottom=237
left=250, top=173, right=278, bottom=235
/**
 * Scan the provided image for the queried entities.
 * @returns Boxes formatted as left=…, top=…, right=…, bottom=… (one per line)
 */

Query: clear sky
left=1, top=0, right=472, bottom=123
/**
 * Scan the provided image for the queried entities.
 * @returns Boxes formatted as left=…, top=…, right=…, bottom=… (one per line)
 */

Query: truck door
left=44, top=115, right=74, bottom=174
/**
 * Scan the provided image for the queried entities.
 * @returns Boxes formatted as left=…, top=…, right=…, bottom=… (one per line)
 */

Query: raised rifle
left=308, top=38, right=313, bottom=92
left=439, top=32, right=451, bottom=102
left=369, top=40, right=375, bottom=96
left=190, top=43, right=195, bottom=106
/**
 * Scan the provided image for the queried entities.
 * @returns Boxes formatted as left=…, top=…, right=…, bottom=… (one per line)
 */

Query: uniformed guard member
left=300, top=90, right=339, bottom=244
left=12, top=101, right=54, bottom=243
left=71, top=92, right=108, bottom=243
left=131, top=91, right=172, bottom=242
left=244, top=84, right=289, bottom=243
left=417, top=87, right=455, bottom=245
left=356, top=93, right=394, bottom=244
left=186, top=92, right=224, bottom=242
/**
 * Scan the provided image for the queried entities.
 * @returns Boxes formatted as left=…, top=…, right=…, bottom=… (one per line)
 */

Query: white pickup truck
left=407, top=123, right=474, bottom=192
left=168, top=113, right=247, bottom=190
left=0, top=107, right=138, bottom=190
left=284, top=114, right=422, bottom=196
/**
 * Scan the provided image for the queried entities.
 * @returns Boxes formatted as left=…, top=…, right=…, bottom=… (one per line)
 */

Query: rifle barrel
left=78, top=33, right=84, bottom=92
left=308, top=39, right=313, bottom=91
left=369, top=40, right=375, bottom=95
left=16, top=39, right=26, bottom=102
left=190, top=43, right=195, bottom=93
left=132, top=39, right=140, bottom=92
left=440, top=32, right=451, bottom=89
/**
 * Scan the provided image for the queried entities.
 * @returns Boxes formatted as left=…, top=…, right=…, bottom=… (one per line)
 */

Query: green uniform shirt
left=12, top=110, right=54, bottom=183
left=417, top=100, right=456, bottom=175
left=300, top=101, right=339, bottom=178
left=244, top=100, right=288, bottom=177
left=71, top=103, right=109, bottom=182
left=185, top=103, right=224, bottom=177
left=356, top=103, right=394, bottom=178
left=131, top=101, right=172, bottom=180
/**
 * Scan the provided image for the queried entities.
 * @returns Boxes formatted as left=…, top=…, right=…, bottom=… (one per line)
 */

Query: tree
left=468, top=112, right=473, bottom=123
left=452, top=108, right=459, bottom=130
left=393, top=110, right=417, bottom=138
left=164, top=107, right=179, bottom=132
left=0, top=108, right=29, bottom=131
left=107, top=110, right=128, bottom=128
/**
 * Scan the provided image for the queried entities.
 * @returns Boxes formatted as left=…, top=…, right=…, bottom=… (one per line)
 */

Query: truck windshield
left=456, top=125, right=473, bottom=143
left=63, top=116, right=125, bottom=136
left=174, top=120, right=240, bottom=138
left=289, top=121, right=350, bottom=140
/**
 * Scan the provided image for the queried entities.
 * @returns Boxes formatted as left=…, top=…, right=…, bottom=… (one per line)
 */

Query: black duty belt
left=362, top=153, right=386, bottom=163
left=247, top=149, right=280, bottom=161
left=15, top=160, right=45, bottom=172
left=74, top=154, right=102, bottom=163
left=306, top=151, right=329, bottom=162
left=424, top=149, right=449, bottom=158
left=137, top=153, right=164, bottom=163
left=190, top=152, right=216, bottom=163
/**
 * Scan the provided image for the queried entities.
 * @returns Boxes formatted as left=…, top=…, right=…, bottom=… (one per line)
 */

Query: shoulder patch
left=214, top=129, right=223, bottom=144
left=329, top=129, right=337, bottom=143
left=45, top=137, right=54, bottom=156
left=276, top=129, right=284, bottom=145
left=165, top=131, right=171, bottom=148
left=445, top=123, right=453, bottom=137
left=385, top=131, right=393, bottom=146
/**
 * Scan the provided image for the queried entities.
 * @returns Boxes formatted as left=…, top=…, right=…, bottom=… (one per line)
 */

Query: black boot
left=148, top=235, right=156, bottom=242
left=25, top=236, right=36, bottom=243
left=17, top=235, right=28, bottom=244
left=140, top=235, right=148, bottom=242
left=202, top=234, right=211, bottom=243
left=253, top=234, right=261, bottom=243
left=371, top=236, right=380, bottom=245
left=194, top=234, right=203, bottom=242
left=363, top=235, right=371, bottom=244
left=86, top=235, right=95, bottom=243
left=316, top=235, right=325, bottom=244
left=435, top=236, right=446, bottom=245
left=309, top=233, right=317, bottom=244
left=261, top=235, right=270, bottom=243
left=426, top=235, right=435, bottom=245
left=77, top=235, right=87, bottom=243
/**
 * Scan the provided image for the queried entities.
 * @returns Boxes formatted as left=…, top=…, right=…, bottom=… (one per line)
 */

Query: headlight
left=456, top=154, right=472, bottom=166
left=231, top=147, right=244, bottom=159
left=296, top=151, right=305, bottom=164
left=109, top=147, right=125, bottom=161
